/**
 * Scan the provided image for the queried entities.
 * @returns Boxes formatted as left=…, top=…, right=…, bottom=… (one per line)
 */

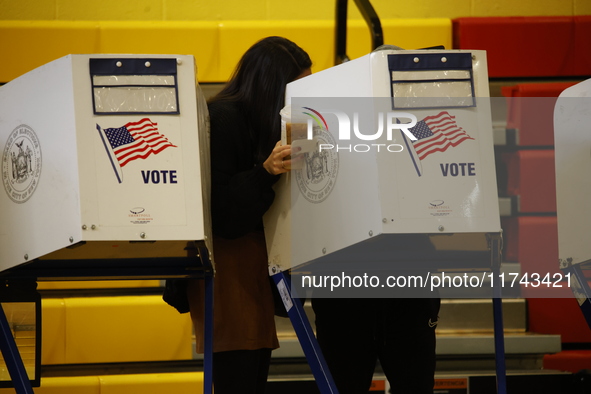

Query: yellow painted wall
left=0, top=0, right=589, bottom=20
left=1, top=0, right=588, bottom=82
left=0, top=19, right=452, bottom=82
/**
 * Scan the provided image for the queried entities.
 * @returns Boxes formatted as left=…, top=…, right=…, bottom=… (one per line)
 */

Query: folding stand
left=489, top=233, right=508, bottom=394
left=0, top=304, right=35, bottom=394
left=0, top=245, right=215, bottom=394
left=273, top=232, right=508, bottom=394
left=0, top=53, right=212, bottom=394
left=271, top=272, right=339, bottom=393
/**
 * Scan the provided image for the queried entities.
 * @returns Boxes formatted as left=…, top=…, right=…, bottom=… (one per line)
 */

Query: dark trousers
left=212, top=348, right=272, bottom=394
left=312, top=298, right=440, bottom=394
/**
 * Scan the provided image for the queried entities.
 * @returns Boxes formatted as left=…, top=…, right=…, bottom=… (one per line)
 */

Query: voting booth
left=0, top=54, right=213, bottom=392
left=554, top=79, right=591, bottom=326
left=263, top=48, right=506, bottom=394
left=265, top=48, right=501, bottom=295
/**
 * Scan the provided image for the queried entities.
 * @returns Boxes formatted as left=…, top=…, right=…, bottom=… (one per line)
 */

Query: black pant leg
left=212, top=348, right=272, bottom=394
left=312, top=298, right=379, bottom=394
left=377, top=298, right=440, bottom=394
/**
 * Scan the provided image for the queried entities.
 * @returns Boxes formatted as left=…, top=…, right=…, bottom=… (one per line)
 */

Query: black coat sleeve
left=209, top=101, right=279, bottom=239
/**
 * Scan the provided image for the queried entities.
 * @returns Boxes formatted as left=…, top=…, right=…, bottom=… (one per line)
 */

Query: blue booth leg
left=490, top=234, right=507, bottom=394
left=0, top=304, right=35, bottom=394
left=271, top=271, right=339, bottom=394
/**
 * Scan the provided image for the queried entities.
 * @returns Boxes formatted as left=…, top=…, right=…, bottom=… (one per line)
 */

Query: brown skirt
left=187, top=232, right=279, bottom=353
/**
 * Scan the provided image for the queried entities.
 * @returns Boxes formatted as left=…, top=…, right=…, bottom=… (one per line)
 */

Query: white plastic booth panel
left=555, top=79, right=591, bottom=269
left=0, top=54, right=211, bottom=272
left=264, top=49, right=500, bottom=291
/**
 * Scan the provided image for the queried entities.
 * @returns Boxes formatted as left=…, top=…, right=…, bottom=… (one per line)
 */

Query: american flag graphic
left=409, top=111, right=474, bottom=160
left=102, top=118, right=176, bottom=167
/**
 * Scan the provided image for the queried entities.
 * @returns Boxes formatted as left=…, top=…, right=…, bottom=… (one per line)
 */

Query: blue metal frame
left=0, top=305, right=35, bottom=394
left=489, top=233, right=507, bottom=394
left=275, top=232, right=507, bottom=394
left=0, top=245, right=215, bottom=394
left=271, top=271, right=339, bottom=393
left=198, top=245, right=214, bottom=394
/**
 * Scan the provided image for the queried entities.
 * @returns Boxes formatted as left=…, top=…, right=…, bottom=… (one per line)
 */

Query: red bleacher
left=453, top=16, right=591, bottom=78
left=453, top=15, right=591, bottom=375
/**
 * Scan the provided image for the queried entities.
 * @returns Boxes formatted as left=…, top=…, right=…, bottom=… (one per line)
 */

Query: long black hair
left=209, top=36, right=312, bottom=162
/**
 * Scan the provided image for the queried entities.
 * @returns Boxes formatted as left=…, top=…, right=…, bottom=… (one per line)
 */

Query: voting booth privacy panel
left=264, top=49, right=502, bottom=298
left=554, top=79, right=591, bottom=310
left=0, top=54, right=212, bottom=389
left=0, top=54, right=212, bottom=272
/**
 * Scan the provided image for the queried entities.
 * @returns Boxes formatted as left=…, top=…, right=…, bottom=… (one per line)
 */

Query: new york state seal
left=2, top=125, right=42, bottom=203
left=294, top=126, right=339, bottom=204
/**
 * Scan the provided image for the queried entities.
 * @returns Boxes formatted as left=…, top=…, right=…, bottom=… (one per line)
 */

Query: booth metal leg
left=198, top=247, right=214, bottom=394
left=489, top=234, right=507, bottom=394
left=492, top=296, right=507, bottom=394
left=203, top=272, right=213, bottom=394
left=271, top=272, right=339, bottom=394
left=0, top=304, right=34, bottom=394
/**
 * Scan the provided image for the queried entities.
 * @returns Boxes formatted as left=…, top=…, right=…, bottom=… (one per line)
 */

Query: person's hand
left=263, top=141, right=299, bottom=175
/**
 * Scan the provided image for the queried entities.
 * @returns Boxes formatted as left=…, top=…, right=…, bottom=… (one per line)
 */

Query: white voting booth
left=0, top=54, right=213, bottom=393
left=264, top=48, right=506, bottom=394
left=554, top=78, right=591, bottom=326
left=0, top=54, right=211, bottom=265
left=265, top=48, right=501, bottom=283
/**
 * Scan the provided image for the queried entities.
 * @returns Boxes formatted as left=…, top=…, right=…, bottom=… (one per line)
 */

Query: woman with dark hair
left=187, top=36, right=312, bottom=393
